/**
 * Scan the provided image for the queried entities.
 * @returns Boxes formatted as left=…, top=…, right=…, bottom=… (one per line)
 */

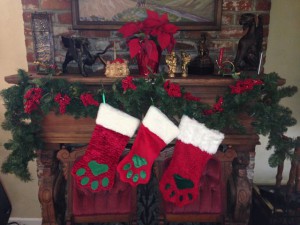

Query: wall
left=0, top=0, right=41, bottom=218
left=254, top=0, right=300, bottom=184
left=0, top=0, right=299, bottom=219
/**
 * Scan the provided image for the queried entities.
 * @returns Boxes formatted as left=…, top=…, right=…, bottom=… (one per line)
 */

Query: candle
left=257, top=52, right=263, bottom=74
left=113, top=41, right=116, bottom=60
left=218, top=48, right=224, bottom=66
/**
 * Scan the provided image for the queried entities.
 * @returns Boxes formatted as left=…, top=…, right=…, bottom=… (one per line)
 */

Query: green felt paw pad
left=132, top=154, right=147, bottom=168
left=173, top=174, right=194, bottom=190
left=75, top=161, right=110, bottom=189
left=88, top=160, right=108, bottom=176
left=122, top=155, right=148, bottom=183
left=164, top=174, right=195, bottom=202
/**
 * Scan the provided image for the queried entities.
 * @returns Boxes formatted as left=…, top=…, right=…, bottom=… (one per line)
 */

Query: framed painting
left=72, top=0, right=222, bottom=30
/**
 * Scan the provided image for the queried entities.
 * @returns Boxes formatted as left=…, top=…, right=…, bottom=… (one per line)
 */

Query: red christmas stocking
left=159, top=115, right=224, bottom=207
left=71, top=103, right=140, bottom=192
left=117, top=106, right=179, bottom=186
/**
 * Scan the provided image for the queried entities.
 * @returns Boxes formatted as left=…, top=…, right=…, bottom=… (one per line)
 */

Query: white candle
left=257, top=52, right=263, bottom=74
left=113, top=41, right=116, bottom=60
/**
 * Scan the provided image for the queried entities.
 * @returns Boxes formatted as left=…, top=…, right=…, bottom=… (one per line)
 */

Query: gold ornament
left=181, top=52, right=191, bottom=78
left=165, top=51, right=177, bottom=77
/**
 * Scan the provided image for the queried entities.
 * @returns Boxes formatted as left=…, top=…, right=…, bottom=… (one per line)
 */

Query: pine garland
left=1, top=69, right=298, bottom=181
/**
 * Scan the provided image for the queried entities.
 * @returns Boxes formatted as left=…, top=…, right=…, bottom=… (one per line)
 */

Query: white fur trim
left=177, top=115, right=224, bottom=154
left=96, top=104, right=140, bottom=137
left=142, top=106, right=179, bottom=144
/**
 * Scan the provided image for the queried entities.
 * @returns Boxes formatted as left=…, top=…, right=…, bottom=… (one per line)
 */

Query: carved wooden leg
left=228, top=151, right=252, bottom=225
left=37, top=144, right=60, bottom=225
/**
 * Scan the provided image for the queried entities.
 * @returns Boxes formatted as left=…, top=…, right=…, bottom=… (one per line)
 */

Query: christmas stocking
left=117, top=106, right=179, bottom=186
left=71, top=103, right=140, bottom=192
left=159, top=115, right=224, bottom=207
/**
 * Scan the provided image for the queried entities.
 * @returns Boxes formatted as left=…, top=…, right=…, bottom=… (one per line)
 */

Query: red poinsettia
left=54, top=93, right=71, bottom=114
left=80, top=93, right=99, bottom=107
left=118, top=9, right=178, bottom=64
left=163, top=80, right=182, bottom=98
left=24, top=87, right=43, bottom=114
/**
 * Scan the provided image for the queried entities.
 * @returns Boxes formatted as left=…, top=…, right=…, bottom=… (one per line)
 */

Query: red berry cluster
left=183, top=92, right=201, bottom=102
left=122, top=76, right=137, bottom=91
left=230, top=79, right=264, bottom=94
left=24, top=88, right=43, bottom=114
left=54, top=93, right=71, bottom=114
left=203, top=97, right=224, bottom=115
left=80, top=93, right=99, bottom=107
left=163, top=80, right=182, bottom=98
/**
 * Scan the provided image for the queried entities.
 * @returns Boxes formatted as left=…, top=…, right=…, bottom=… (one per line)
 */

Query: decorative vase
left=136, top=48, right=161, bottom=77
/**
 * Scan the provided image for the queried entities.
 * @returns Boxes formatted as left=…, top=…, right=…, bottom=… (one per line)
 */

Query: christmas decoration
left=0, top=70, right=298, bottom=181
left=118, top=9, right=178, bottom=76
left=71, top=103, right=140, bottom=191
left=159, top=115, right=224, bottom=207
left=117, top=106, right=179, bottom=186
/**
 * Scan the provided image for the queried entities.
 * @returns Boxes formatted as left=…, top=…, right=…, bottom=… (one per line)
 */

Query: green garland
left=1, top=69, right=298, bottom=181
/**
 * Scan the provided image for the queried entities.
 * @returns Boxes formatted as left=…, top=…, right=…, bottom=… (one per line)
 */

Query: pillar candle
left=218, top=48, right=224, bottom=66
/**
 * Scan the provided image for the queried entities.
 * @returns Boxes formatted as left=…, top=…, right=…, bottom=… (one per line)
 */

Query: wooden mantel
left=5, top=73, right=262, bottom=225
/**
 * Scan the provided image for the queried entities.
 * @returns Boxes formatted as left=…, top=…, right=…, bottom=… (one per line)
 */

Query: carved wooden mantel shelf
left=5, top=73, right=264, bottom=225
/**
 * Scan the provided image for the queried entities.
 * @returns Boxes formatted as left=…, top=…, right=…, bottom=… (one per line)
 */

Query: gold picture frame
left=72, top=0, right=222, bottom=30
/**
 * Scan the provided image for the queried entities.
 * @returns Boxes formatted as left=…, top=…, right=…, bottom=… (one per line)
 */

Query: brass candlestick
left=165, top=51, right=177, bottom=77
left=181, top=51, right=191, bottom=77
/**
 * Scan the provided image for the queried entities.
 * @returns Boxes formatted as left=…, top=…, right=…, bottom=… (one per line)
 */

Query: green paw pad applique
left=75, top=160, right=110, bottom=190
left=122, top=154, right=148, bottom=183
left=164, top=174, right=195, bottom=202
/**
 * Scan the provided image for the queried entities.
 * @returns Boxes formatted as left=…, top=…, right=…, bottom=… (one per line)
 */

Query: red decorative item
left=159, top=116, right=224, bottom=207
left=122, top=76, right=137, bottom=91
left=218, top=48, right=224, bottom=66
left=118, top=9, right=178, bottom=77
left=163, top=80, right=182, bottom=98
left=80, top=93, right=99, bottom=107
left=230, top=78, right=264, bottom=94
left=183, top=92, right=201, bottom=102
left=54, top=93, right=71, bottom=114
left=136, top=47, right=161, bottom=76
left=203, top=96, right=224, bottom=115
left=24, top=87, right=43, bottom=114
left=71, top=104, right=139, bottom=192
left=117, top=106, right=179, bottom=187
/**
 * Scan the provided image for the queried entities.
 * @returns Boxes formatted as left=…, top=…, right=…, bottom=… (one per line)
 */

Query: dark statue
left=61, top=36, right=112, bottom=76
left=188, top=33, right=214, bottom=75
left=234, top=13, right=263, bottom=72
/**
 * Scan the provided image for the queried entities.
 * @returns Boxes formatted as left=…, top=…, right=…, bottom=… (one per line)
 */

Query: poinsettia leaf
left=128, top=39, right=142, bottom=58
left=119, top=22, right=141, bottom=38
left=158, top=32, right=171, bottom=50
left=146, top=9, right=159, bottom=20
left=163, top=23, right=179, bottom=34
left=143, top=18, right=160, bottom=30
left=166, top=37, right=176, bottom=53
left=145, top=40, right=158, bottom=62
left=160, top=13, right=169, bottom=23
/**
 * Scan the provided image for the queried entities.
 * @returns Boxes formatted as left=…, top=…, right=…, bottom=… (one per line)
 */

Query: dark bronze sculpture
left=234, top=13, right=263, bottom=72
left=61, top=36, right=112, bottom=76
left=188, top=33, right=214, bottom=75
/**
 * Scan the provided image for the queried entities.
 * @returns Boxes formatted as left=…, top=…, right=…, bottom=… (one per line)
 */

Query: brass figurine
left=181, top=51, right=191, bottom=77
left=165, top=51, right=177, bottom=77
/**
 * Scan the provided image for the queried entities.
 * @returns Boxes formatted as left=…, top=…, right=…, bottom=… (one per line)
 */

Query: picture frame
left=72, top=0, right=222, bottom=31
